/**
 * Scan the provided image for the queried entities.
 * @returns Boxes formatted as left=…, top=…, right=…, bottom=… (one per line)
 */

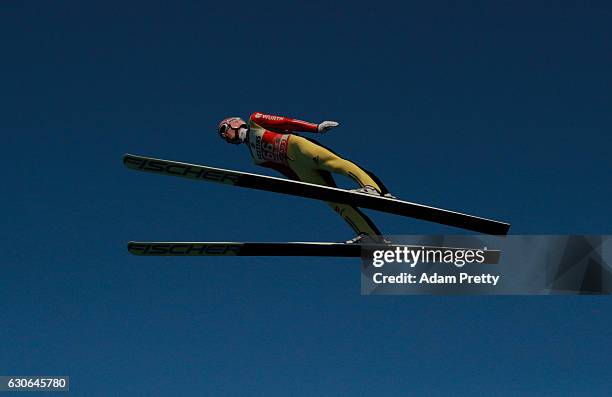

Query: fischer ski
left=128, top=241, right=358, bottom=257
left=123, top=153, right=511, bottom=235
left=127, top=241, right=501, bottom=264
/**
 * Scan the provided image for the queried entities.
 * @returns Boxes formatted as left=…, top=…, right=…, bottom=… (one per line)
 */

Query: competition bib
left=247, top=126, right=290, bottom=165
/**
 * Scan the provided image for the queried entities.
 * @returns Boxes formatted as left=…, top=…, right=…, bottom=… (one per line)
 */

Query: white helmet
left=218, top=117, right=248, bottom=144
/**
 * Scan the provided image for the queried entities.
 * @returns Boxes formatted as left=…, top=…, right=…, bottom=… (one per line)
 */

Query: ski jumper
left=246, top=112, right=389, bottom=237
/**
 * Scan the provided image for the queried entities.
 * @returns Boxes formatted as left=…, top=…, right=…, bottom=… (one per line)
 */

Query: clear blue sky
left=1, top=1, right=611, bottom=395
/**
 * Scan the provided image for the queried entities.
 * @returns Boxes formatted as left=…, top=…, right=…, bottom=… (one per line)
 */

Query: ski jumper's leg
left=287, top=166, right=382, bottom=236
left=288, top=135, right=390, bottom=192
left=286, top=135, right=384, bottom=237
left=288, top=135, right=391, bottom=193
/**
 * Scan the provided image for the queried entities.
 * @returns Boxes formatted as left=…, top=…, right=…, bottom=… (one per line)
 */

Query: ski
left=128, top=241, right=359, bottom=257
left=123, top=153, right=511, bottom=235
left=127, top=241, right=501, bottom=264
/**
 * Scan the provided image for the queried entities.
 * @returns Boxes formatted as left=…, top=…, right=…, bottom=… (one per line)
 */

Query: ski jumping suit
left=246, top=112, right=390, bottom=237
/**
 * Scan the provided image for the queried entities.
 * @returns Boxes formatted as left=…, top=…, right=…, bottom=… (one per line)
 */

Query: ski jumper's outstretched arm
left=249, top=112, right=327, bottom=133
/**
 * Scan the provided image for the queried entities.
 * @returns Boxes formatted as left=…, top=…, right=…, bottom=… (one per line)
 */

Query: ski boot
left=344, top=233, right=392, bottom=245
left=351, top=185, right=396, bottom=199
